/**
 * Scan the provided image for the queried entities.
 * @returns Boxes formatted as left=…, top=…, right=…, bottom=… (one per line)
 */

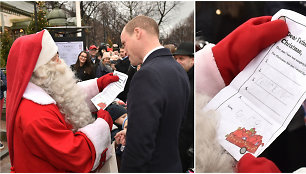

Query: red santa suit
left=6, top=30, right=116, bottom=172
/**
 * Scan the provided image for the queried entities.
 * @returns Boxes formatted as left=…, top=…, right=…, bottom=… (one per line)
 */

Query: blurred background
left=196, top=1, right=306, bottom=51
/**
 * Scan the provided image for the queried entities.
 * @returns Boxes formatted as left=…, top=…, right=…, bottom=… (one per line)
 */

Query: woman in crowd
left=71, top=51, right=95, bottom=81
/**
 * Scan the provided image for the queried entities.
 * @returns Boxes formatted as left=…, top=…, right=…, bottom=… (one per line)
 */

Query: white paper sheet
left=91, top=71, right=128, bottom=110
left=203, top=9, right=306, bottom=161
left=56, top=41, right=84, bottom=66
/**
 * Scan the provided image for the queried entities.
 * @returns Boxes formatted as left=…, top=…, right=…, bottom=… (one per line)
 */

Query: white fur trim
left=294, top=167, right=306, bottom=173
left=34, top=30, right=58, bottom=72
left=195, top=44, right=226, bottom=98
left=78, top=118, right=111, bottom=171
left=96, top=142, right=118, bottom=173
left=195, top=92, right=235, bottom=172
left=23, top=82, right=56, bottom=105
left=105, top=144, right=112, bottom=161
left=77, top=78, right=100, bottom=112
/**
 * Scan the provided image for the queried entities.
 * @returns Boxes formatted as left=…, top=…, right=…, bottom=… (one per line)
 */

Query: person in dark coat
left=117, top=15, right=190, bottom=172
left=116, top=47, right=130, bottom=73
left=89, top=45, right=103, bottom=78
left=99, top=52, right=113, bottom=76
left=173, top=42, right=194, bottom=172
left=115, top=46, right=137, bottom=102
left=70, top=51, right=95, bottom=81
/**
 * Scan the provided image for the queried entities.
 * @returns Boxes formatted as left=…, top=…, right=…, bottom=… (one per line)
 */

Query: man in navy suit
left=118, top=15, right=190, bottom=172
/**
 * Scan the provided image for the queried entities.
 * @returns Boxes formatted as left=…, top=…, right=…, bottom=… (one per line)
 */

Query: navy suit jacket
left=120, top=48, right=190, bottom=172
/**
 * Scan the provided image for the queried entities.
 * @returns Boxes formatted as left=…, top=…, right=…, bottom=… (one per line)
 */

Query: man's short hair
left=124, top=15, right=159, bottom=37
left=164, top=44, right=177, bottom=54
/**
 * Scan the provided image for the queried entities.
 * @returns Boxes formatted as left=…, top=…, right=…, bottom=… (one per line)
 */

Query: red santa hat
left=6, top=29, right=58, bottom=166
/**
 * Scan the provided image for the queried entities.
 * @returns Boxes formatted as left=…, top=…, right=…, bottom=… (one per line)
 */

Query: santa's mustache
left=30, top=59, right=94, bottom=131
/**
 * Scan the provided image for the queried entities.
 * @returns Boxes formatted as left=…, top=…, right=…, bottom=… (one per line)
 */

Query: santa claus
left=194, top=16, right=304, bottom=172
left=6, top=29, right=119, bottom=172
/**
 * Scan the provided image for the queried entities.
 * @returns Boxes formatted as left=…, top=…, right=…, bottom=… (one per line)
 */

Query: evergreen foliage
left=0, top=30, right=13, bottom=68
left=27, top=1, right=49, bottom=34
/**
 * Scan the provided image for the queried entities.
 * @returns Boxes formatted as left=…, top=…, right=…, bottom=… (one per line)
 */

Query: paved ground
left=1, top=101, right=10, bottom=173
left=0, top=141, right=10, bottom=173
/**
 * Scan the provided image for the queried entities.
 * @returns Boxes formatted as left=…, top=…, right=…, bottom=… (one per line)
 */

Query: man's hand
left=212, top=16, right=288, bottom=85
left=115, top=129, right=127, bottom=146
left=97, top=109, right=113, bottom=131
left=97, top=73, right=119, bottom=92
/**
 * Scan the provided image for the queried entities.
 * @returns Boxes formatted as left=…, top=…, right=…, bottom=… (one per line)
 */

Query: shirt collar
left=142, top=46, right=164, bottom=63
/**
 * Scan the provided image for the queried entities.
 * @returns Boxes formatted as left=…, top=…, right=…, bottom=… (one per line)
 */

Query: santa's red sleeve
left=22, top=109, right=111, bottom=172
left=195, top=44, right=226, bottom=98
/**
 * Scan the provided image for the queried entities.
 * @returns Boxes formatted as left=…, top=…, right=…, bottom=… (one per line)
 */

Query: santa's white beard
left=30, top=59, right=94, bottom=131
left=195, top=92, right=236, bottom=172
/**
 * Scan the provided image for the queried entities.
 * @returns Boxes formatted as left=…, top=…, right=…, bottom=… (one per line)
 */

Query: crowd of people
left=70, top=44, right=122, bottom=82
left=2, top=15, right=194, bottom=173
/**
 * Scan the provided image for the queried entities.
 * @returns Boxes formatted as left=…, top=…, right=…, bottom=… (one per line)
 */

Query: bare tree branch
left=50, top=1, right=185, bottom=47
